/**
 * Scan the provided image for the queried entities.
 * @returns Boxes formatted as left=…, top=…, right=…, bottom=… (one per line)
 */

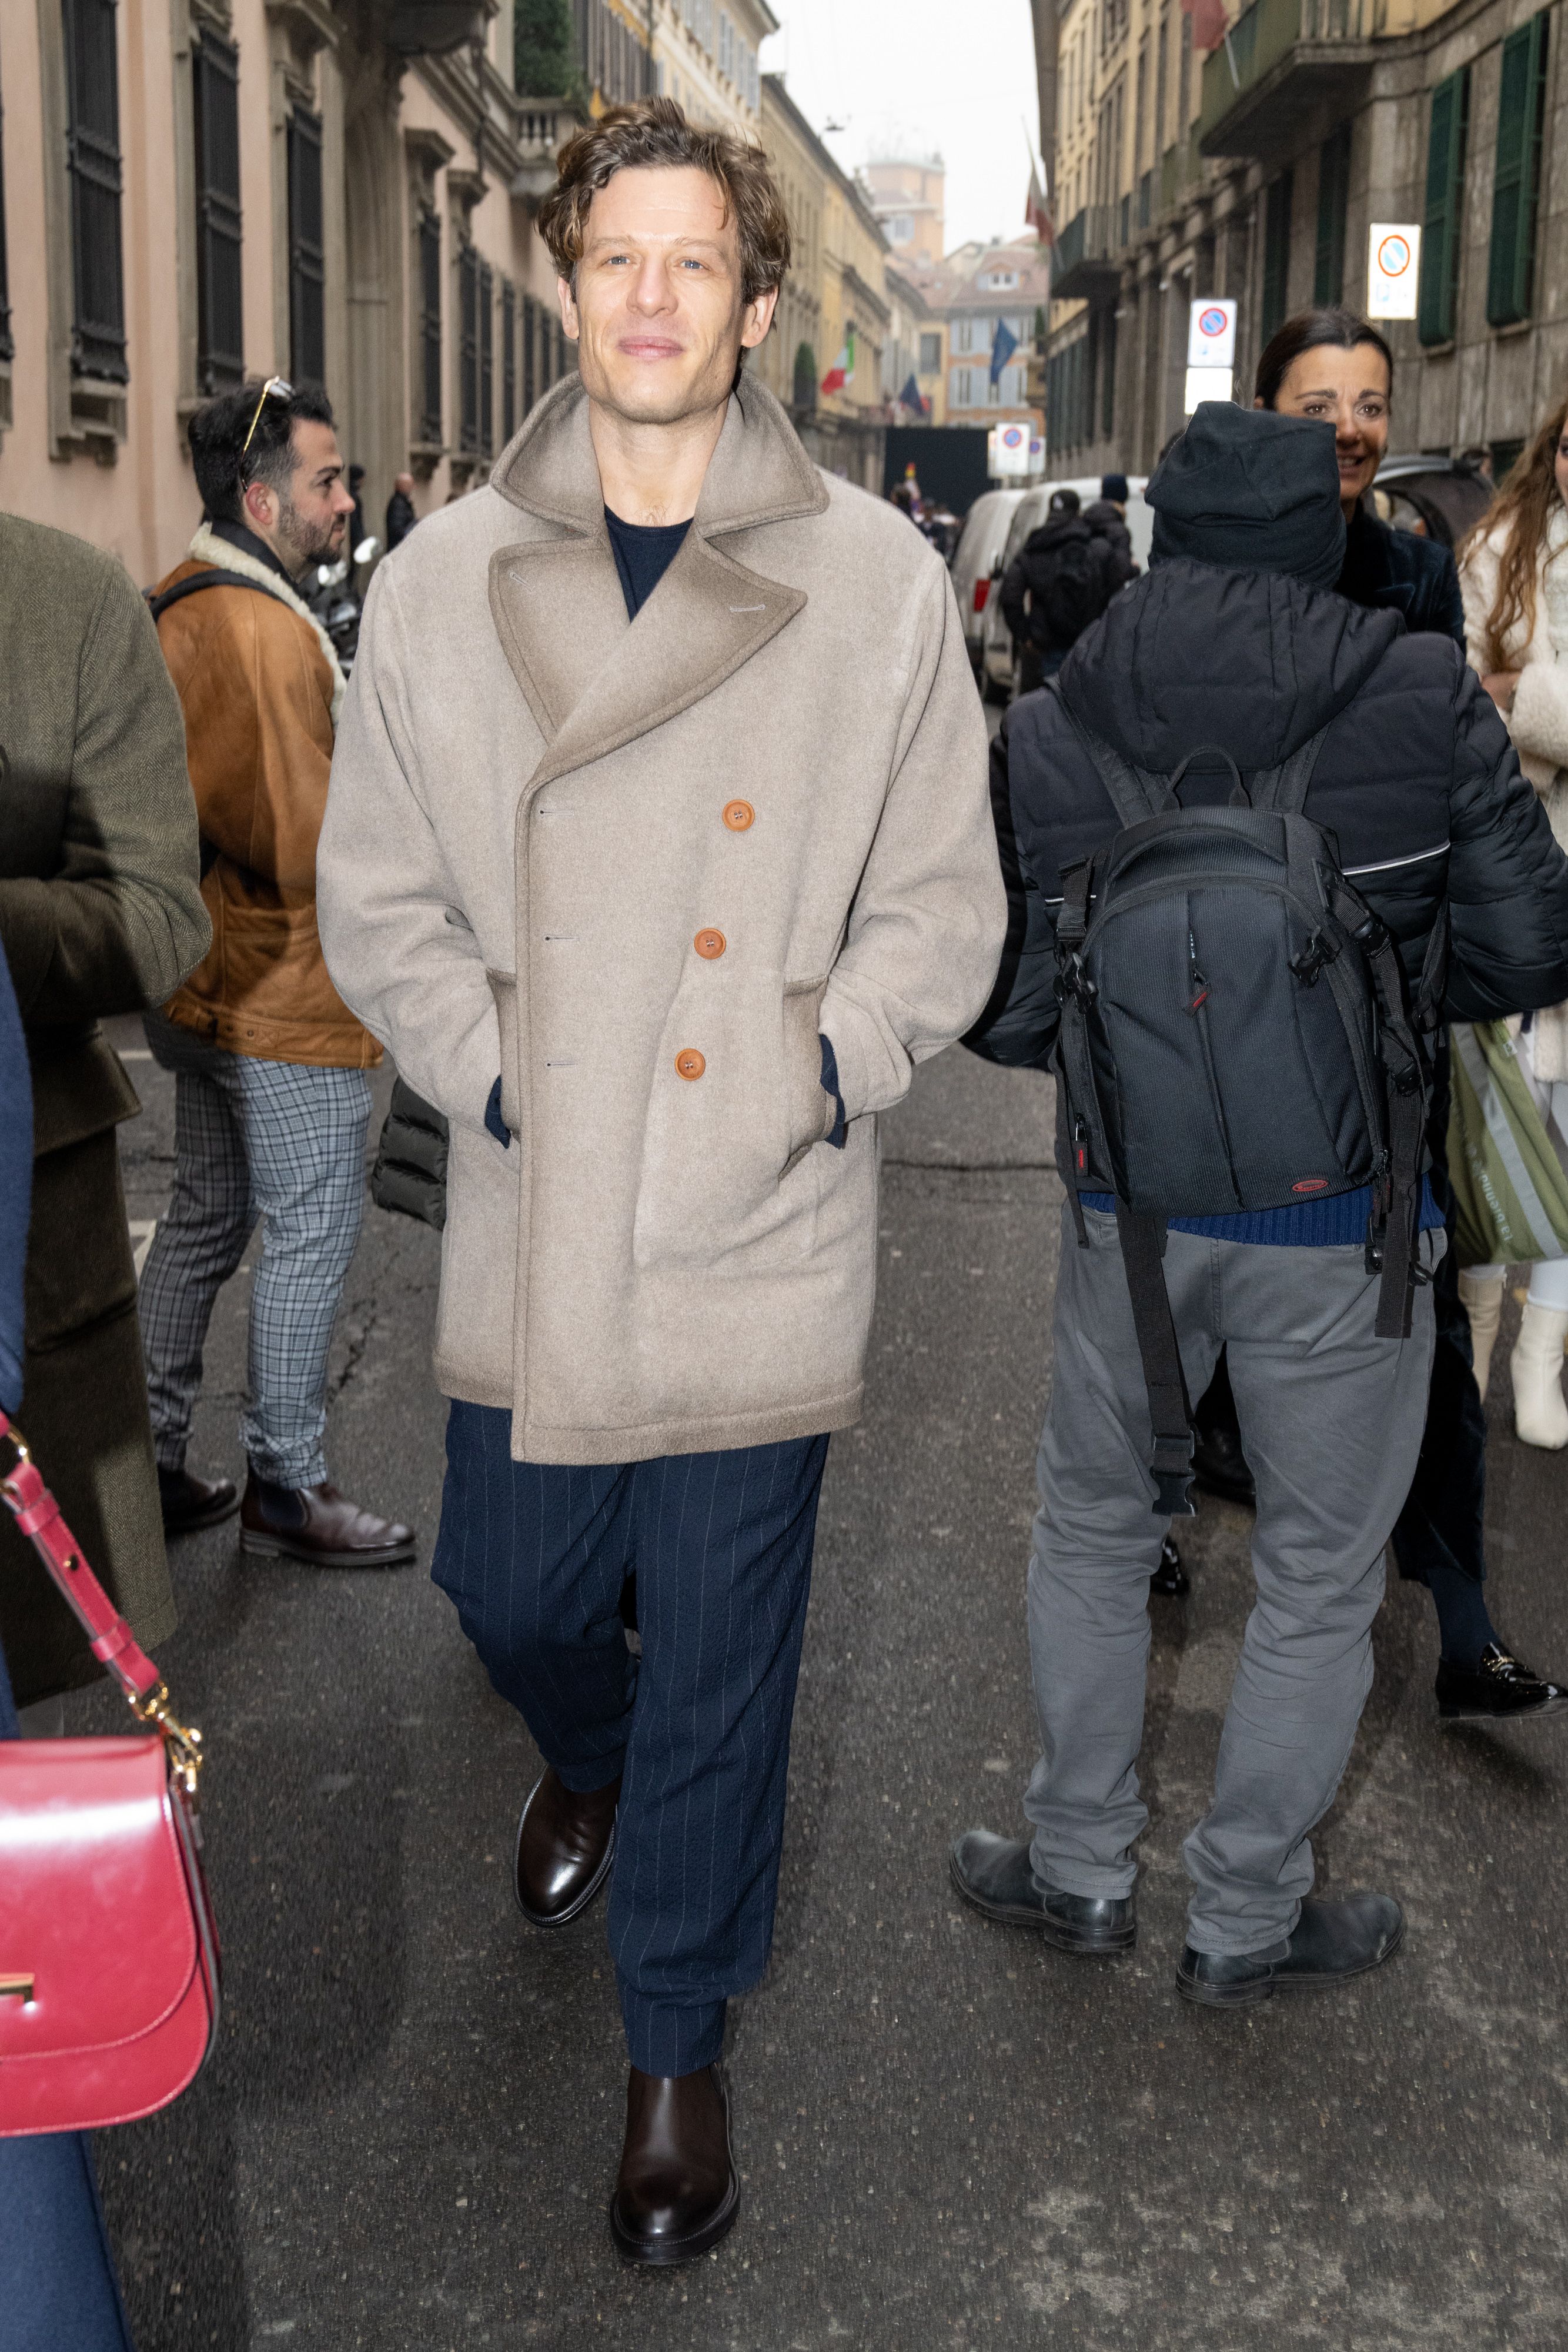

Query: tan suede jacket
left=153, top=526, right=380, bottom=1069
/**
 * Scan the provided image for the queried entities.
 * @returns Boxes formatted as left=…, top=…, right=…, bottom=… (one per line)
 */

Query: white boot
left=1458, top=1269, right=1506, bottom=1404
left=1511, top=1303, right=1568, bottom=1449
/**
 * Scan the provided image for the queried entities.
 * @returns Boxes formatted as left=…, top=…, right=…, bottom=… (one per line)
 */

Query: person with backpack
left=951, top=403, right=1568, bottom=2007
left=999, top=487, right=1132, bottom=696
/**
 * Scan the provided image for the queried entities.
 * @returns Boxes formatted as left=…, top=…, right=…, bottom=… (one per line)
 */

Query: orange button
left=675, top=1049, right=706, bottom=1080
left=694, top=928, right=726, bottom=960
left=722, top=800, right=754, bottom=831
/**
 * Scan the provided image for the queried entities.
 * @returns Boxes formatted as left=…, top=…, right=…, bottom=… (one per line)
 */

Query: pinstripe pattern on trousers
left=137, top=1013, right=370, bottom=1489
left=432, top=1404, right=829, bottom=2077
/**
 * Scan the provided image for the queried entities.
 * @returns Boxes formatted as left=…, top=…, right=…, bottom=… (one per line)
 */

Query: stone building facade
left=1044, top=0, right=1568, bottom=477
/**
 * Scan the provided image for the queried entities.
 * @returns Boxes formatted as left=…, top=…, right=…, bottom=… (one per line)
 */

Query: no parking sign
left=1186, top=299, right=1236, bottom=368
left=1368, top=223, right=1421, bottom=319
left=993, top=420, right=1031, bottom=478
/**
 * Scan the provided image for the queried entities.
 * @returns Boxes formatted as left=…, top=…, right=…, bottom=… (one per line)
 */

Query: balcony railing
left=1051, top=205, right=1122, bottom=301
left=1199, top=0, right=1377, bottom=155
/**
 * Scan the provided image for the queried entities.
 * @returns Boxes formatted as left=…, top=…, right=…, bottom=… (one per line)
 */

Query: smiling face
left=1265, top=340, right=1392, bottom=516
left=559, top=164, right=777, bottom=430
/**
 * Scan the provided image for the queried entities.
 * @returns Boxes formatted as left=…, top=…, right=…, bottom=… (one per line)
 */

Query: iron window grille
left=501, top=279, right=516, bottom=443
left=62, top=0, right=129, bottom=382
left=522, top=291, right=537, bottom=412
left=478, top=258, right=493, bottom=457
left=417, top=206, right=441, bottom=443
left=192, top=28, right=243, bottom=393
left=1313, top=121, right=1352, bottom=308
left=287, top=105, right=325, bottom=386
left=458, top=240, right=479, bottom=453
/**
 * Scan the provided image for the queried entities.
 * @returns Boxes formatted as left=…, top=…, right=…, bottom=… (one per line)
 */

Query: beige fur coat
left=1460, top=502, right=1568, bottom=1077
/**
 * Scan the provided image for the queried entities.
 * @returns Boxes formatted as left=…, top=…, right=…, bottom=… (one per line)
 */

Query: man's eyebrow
left=583, top=231, right=728, bottom=253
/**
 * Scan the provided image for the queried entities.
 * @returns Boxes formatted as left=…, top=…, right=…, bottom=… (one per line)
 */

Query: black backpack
left=1031, top=530, right=1112, bottom=649
left=1050, top=697, right=1433, bottom=1514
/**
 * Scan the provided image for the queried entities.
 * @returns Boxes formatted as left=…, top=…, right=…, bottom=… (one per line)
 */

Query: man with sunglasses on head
left=139, top=379, right=416, bottom=1568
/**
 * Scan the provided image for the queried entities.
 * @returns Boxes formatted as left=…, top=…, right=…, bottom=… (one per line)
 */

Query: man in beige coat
left=319, top=99, right=1004, bottom=2264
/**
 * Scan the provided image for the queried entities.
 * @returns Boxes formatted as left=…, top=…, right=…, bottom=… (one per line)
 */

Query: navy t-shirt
left=605, top=507, right=691, bottom=618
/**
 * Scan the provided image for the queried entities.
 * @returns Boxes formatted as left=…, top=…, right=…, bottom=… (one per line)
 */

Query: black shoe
left=950, top=1830, right=1135, bottom=1953
left=1436, top=1643, right=1568, bottom=1722
left=1191, top=1416, right=1256, bottom=1508
left=1177, top=1892, right=1403, bottom=2009
left=158, top=1465, right=240, bottom=1536
left=1151, top=1535, right=1189, bottom=1598
left=610, top=2064, right=740, bottom=2266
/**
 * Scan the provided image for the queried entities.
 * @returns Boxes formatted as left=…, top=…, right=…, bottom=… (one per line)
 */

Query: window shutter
left=1417, top=68, right=1468, bottom=344
left=502, top=279, right=516, bottom=443
left=1487, top=11, right=1549, bottom=328
left=417, top=207, right=441, bottom=442
left=1313, top=121, right=1352, bottom=308
left=522, top=291, right=537, bottom=412
left=478, top=259, right=493, bottom=456
left=193, top=30, right=243, bottom=393
left=0, top=84, right=12, bottom=365
left=458, top=243, right=478, bottom=453
left=287, top=106, right=325, bottom=386
left=62, top=0, right=128, bottom=382
left=1260, top=171, right=1293, bottom=345
left=1101, top=305, right=1117, bottom=438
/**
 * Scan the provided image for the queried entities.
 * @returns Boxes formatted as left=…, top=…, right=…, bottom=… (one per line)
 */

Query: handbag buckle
left=128, top=1682, right=205, bottom=1800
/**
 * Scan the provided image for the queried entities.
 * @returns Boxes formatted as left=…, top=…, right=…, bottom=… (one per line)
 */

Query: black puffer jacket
left=999, top=516, right=1131, bottom=656
left=969, top=556, right=1568, bottom=1068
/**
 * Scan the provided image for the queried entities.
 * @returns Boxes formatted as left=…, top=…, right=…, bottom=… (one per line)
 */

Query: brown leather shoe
left=239, top=1473, right=416, bottom=1568
left=514, top=1766, right=620, bottom=1927
left=609, top=2064, right=739, bottom=2265
left=159, top=1465, right=240, bottom=1536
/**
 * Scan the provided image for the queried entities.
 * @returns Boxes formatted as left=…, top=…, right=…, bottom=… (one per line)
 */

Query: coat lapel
left=486, top=373, right=828, bottom=787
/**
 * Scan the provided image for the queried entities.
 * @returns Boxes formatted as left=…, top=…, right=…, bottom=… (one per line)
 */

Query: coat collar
left=188, top=522, right=346, bottom=727
left=486, top=373, right=828, bottom=790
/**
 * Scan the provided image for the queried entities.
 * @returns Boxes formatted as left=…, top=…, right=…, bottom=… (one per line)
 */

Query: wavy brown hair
left=1460, top=390, right=1568, bottom=670
left=537, top=98, right=791, bottom=306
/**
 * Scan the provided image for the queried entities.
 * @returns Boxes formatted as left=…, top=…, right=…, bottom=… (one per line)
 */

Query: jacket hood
left=1058, top=557, right=1404, bottom=771
left=1024, top=516, right=1093, bottom=554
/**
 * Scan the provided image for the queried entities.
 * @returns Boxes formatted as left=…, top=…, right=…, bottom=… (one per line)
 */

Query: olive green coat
left=0, top=512, right=210, bottom=1706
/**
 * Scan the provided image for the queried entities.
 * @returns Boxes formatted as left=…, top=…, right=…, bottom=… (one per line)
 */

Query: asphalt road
left=75, top=1008, right=1568, bottom=2350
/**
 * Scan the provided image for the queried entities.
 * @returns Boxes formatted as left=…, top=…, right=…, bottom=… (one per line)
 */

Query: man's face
left=560, top=165, right=777, bottom=428
left=246, top=419, right=353, bottom=572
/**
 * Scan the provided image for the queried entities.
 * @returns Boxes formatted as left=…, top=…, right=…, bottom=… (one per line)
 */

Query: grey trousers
left=138, top=1015, right=370, bottom=1490
left=1025, top=1202, right=1439, bottom=1957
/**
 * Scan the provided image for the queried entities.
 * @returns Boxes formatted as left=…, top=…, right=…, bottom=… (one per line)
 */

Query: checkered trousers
left=138, top=1014, right=371, bottom=1489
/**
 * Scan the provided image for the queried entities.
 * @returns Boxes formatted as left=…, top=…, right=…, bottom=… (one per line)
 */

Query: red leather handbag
left=0, top=1409, right=220, bottom=2134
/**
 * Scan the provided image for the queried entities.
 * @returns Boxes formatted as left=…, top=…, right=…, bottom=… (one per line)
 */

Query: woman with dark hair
left=1188, top=305, right=1560, bottom=1720
left=1255, top=304, right=1465, bottom=642
left=1456, top=389, right=1568, bottom=1445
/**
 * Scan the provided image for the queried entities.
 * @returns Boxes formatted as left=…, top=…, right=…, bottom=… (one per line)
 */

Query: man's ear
left=740, top=285, right=780, bottom=352
left=557, top=273, right=579, bottom=340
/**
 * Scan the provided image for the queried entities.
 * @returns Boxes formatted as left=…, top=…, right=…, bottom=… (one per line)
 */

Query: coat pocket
left=632, top=972, right=824, bottom=1271
left=487, top=969, right=520, bottom=1135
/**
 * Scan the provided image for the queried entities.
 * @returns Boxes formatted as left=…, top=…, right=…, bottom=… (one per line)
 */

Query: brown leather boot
left=609, top=2064, right=739, bottom=2265
left=514, top=1767, right=620, bottom=1926
left=159, top=1465, right=240, bottom=1536
left=239, top=1473, right=416, bottom=1568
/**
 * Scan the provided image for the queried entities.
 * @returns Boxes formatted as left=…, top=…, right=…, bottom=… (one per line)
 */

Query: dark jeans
left=0, top=1646, right=137, bottom=2352
left=432, top=1408, right=829, bottom=2075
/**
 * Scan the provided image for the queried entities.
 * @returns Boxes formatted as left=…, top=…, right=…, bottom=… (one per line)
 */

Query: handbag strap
left=0, top=1409, right=203, bottom=1794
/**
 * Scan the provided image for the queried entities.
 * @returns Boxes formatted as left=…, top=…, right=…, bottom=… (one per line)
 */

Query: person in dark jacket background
left=1000, top=487, right=1134, bottom=694
left=952, top=403, right=1568, bottom=2005
left=0, top=511, right=210, bottom=1714
left=0, top=936, right=139, bottom=2352
left=1081, top=471, right=1138, bottom=574
left=385, top=470, right=419, bottom=550
left=1189, top=308, right=1552, bottom=1718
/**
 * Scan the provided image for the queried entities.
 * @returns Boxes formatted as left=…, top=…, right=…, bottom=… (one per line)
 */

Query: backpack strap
left=1112, top=1204, right=1198, bottom=1518
left=1052, top=685, right=1175, bottom=824
left=1322, top=880, right=1428, bottom=1338
left=146, top=567, right=277, bottom=622
left=1246, top=721, right=1332, bottom=816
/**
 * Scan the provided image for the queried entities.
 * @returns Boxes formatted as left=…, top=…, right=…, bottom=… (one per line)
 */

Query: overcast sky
left=758, top=0, right=1042, bottom=258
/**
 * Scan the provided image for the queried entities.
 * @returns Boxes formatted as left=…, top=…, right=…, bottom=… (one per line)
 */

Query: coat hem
left=430, top=1360, right=864, bottom=1464
left=161, top=991, right=383, bottom=1070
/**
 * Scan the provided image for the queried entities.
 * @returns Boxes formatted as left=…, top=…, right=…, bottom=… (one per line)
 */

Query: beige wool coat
left=319, top=376, right=1005, bottom=1464
left=1460, top=503, right=1568, bottom=1077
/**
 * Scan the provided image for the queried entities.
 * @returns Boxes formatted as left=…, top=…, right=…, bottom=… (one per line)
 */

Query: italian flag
left=821, top=326, right=855, bottom=395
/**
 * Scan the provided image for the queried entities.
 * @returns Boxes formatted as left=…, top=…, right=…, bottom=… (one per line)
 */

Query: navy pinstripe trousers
left=432, top=1404, right=829, bottom=2076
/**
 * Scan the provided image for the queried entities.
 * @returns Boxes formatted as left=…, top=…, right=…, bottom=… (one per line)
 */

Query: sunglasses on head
left=239, top=376, right=294, bottom=466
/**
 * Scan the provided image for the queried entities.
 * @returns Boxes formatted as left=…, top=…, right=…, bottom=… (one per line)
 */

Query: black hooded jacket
left=999, top=514, right=1132, bottom=654
left=968, top=557, right=1568, bottom=1068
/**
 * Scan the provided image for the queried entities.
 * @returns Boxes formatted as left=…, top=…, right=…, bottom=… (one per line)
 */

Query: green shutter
left=1261, top=171, right=1293, bottom=345
left=1314, top=122, right=1352, bottom=307
left=1487, top=11, right=1550, bottom=328
left=1418, top=68, right=1469, bottom=345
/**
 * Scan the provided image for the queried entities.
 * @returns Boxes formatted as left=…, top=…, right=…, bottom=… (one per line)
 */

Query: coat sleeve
left=1443, top=654, right=1568, bottom=1019
left=317, top=563, right=500, bottom=1131
left=999, top=554, right=1029, bottom=644
left=1429, top=543, right=1467, bottom=650
left=1457, top=532, right=1499, bottom=673
left=963, top=708, right=1061, bottom=1069
left=0, top=560, right=209, bottom=1024
left=818, top=562, right=1007, bottom=1121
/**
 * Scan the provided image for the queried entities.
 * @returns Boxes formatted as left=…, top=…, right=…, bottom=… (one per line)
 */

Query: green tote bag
left=1447, top=1020, right=1568, bottom=1267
